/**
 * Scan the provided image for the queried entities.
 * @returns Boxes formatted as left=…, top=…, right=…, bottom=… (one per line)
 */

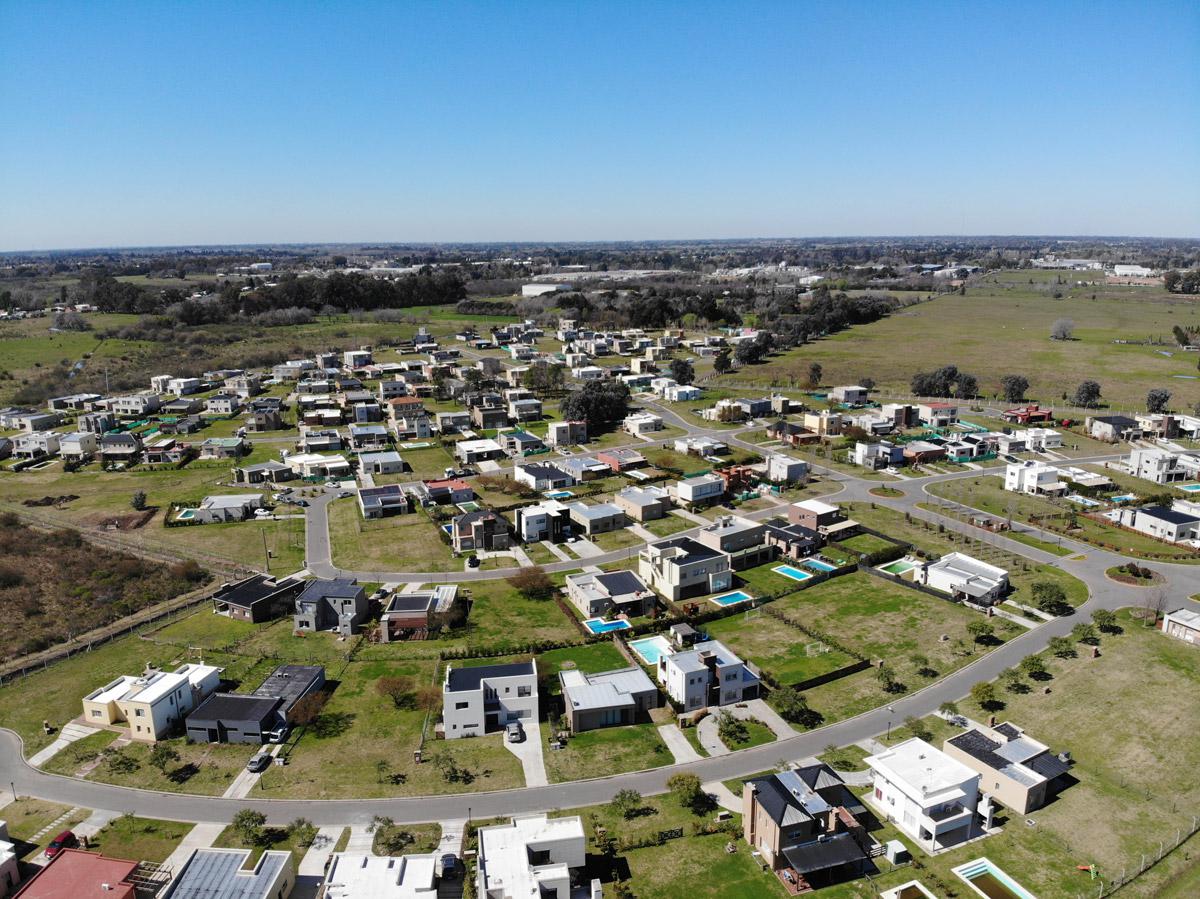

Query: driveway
left=503, top=729, right=548, bottom=787
left=657, top=725, right=702, bottom=764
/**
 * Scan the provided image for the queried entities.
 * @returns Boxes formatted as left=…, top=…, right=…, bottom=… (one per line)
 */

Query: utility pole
left=262, top=529, right=270, bottom=572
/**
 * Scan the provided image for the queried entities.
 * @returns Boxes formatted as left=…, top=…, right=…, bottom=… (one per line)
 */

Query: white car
left=254, top=508, right=273, bottom=518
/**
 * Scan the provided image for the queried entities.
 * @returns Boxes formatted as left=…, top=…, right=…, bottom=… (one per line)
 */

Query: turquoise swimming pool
left=584, top=617, right=631, bottom=634
left=710, top=590, right=752, bottom=607
left=544, top=489, right=575, bottom=499
left=629, top=635, right=672, bottom=666
left=773, top=565, right=813, bottom=582
left=176, top=508, right=197, bottom=520
left=802, top=558, right=836, bottom=572
left=1066, top=493, right=1100, bottom=507
left=1181, top=484, right=1200, bottom=493
left=1111, top=493, right=1137, bottom=503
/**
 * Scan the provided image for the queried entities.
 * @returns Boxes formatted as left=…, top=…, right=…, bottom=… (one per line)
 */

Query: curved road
left=5, top=411, right=1198, bottom=826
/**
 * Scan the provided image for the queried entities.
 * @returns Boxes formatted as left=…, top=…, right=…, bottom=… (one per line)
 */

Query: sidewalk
left=160, top=822, right=225, bottom=877
left=293, top=824, right=344, bottom=899
left=221, top=744, right=283, bottom=798
left=28, top=722, right=103, bottom=768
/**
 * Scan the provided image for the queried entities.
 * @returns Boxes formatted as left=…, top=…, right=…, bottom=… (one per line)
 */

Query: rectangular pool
left=801, top=558, right=836, bottom=572
left=952, top=858, right=1036, bottom=899
left=584, top=617, right=631, bottom=634
left=628, top=635, right=672, bottom=666
left=773, top=565, right=813, bottom=582
left=1181, top=484, right=1200, bottom=493
left=457, top=501, right=481, bottom=512
left=544, top=489, right=575, bottom=499
left=710, top=590, right=752, bottom=607
left=176, top=508, right=197, bottom=520
left=880, top=559, right=917, bottom=576
left=1110, top=493, right=1137, bottom=503
left=1065, top=493, right=1100, bottom=507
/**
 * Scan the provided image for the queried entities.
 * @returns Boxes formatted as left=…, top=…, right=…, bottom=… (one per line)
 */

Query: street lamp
left=886, top=706, right=895, bottom=740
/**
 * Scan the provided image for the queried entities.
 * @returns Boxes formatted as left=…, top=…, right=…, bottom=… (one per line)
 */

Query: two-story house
left=442, top=661, right=538, bottom=739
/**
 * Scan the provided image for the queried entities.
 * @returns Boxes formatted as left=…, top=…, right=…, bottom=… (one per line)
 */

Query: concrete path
left=741, top=698, right=797, bottom=738
left=344, top=826, right=375, bottom=854
left=503, top=730, right=548, bottom=787
left=696, top=715, right=730, bottom=757
left=990, top=607, right=1039, bottom=629
left=160, top=821, right=224, bottom=877
left=28, top=722, right=101, bottom=768
left=293, top=824, right=344, bottom=899
left=567, top=538, right=604, bottom=559
left=627, top=523, right=657, bottom=543
left=855, top=738, right=888, bottom=755
left=221, top=744, right=282, bottom=798
left=541, top=541, right=572, bottom=562
left=701, top=780, right=742, bottom=813
left=72, top=808, right=119, bottom=841
left=437, top=818, right=466, bottom=857
left=657, top=725, right=703, bottom=764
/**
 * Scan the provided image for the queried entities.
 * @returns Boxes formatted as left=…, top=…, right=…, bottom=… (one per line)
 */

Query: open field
left=89, top=815, right=193, bottom=863
left=704, top=611, right=857, bottom=686
left=712, top=276, right=1200, bottom=410
left=541, top=722, right=673, bottom=783
left=327, top=499, right=459, bottom=572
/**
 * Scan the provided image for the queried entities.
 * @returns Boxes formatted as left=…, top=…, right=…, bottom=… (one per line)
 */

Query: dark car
left=294, top=499, right=310, bottom=508
left=45, top=830, right=78, bottom=859
left=440, top=853, right=458, bottom=879
left=466, top=555, right=480, bottom=568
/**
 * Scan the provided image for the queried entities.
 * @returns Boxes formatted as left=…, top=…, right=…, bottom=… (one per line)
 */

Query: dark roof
left=297, top=578, right=362, bottom=603
left=994, top=722, right=1020, bottom=739
left=653, top=536, right=724, bottom=563
left=782, top=833, right=869, bottom=874
left=1027, top=752, right=1071, bottom=781
left=455, top=509, right=503, bottom=528
left=253, top=665, right=324, bottom=711
left=520, top=463, right=569, bottom=479
left=1092, top=415, right=1138, bottom=427
left=188, top=692, right=281, bottom=724
left=446, top=661, right=535, bottom=692
left=1139, top=505, right=1200, bottom=526
left=213, top=575, right=302, bottom=610
left=762, top=517, right=820, bottom=542
left=384, top=593, right=435, bottom=613
left=946, top=728, right=1068, bottom=785
left=595, top=570, right=649, bottom=596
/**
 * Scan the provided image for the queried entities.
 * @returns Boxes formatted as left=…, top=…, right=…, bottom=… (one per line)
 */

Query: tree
left=999, top=668, right=1025, bottom=693
left=904, top=715, right=932, bottom=741
left=1048, top=635, right=1076, bottom=658
left=970, top=681, right=1000, bottom=711
left=149, top=743, right=179, bottom=774
left=1020, top=655, right=1047, bottom=679
left=1050, top=318, right=1075, bottom=340
left=956, top=372, right=979, bottom=399
left=666, top=772, right=708, bottom=814
left=375, top=759, right=392, bottom=784
left=376, top=676, right=416, bottom=709
left=734, top=341, right=765, bottom=366
left=506, top=565, right=554, bottom=600
left=1000, top=374, right=1030, bottom=404
left=669, top=358, right=695, bottom=385
left=713, top=349, right=732, bottom=375
left=716, top=710, right=749, bottom=745
left=938, top=701, right=959, bottom=718
left=909, top=654, right=936, bottom=678
left=1031, top=581, right=1070, bottom=616
left=1092, top=608, right=1119, bottom=633
left=966, top=619, right=995, bottom=645
left=231, top=809, right=266, bottom=846
left=910, top=364, right=977, bottom=399
left=609, top=788, right=644, bottom=820
left=130, top=490, right=147, bottom=511
left=287, top=818, right=317, bottom=848
left=807, top=362, right=823, bottom=388
left=1071, top=380, right=1102, bottom=408
left=1072, top=622, right=1099, bottom=645
left=104, top=749, right=139, bottom=774
left=770, top=689, right=817, bottom=727
left=875, top=663, right=899, bottom=692
left=559, top=380, right=630, bottom=429
left=1146, top=388, right=1171, bottom=413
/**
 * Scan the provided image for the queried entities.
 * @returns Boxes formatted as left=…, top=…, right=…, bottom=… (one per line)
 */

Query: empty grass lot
left=703, top=613, right=857, bottom=686
left=542, top=722, right=673, bottom=783
left=327, top=499, right=459, bottom=572
left=89, top=816, right=193, bottom=863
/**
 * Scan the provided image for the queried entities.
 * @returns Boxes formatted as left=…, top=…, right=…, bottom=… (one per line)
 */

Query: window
left=517, top=686, right=531, bottom=697
left=455, top=702, right=469, bottom=710
left=91, top=710, right=101, bottom=718
left=135, top=708, right=145, bottom=717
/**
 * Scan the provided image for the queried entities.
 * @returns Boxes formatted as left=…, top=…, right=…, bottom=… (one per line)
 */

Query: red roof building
left=1002, top=404, right=1054, bottom=425
left=14, top=849, right=138, bottom=899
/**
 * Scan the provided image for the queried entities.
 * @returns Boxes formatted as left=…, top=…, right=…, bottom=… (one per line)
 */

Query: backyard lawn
left=703, top=612, right=858, bottom=686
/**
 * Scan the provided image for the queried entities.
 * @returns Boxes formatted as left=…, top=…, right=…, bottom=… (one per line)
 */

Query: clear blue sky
left=2, top=0, right=1197, bottom=250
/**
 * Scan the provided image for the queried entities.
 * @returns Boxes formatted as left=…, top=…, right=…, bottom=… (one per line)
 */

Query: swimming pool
left=544, top=489, right=575, bottom=499
left=880, top=558, right=918, bottom=576
left=802, top=558, right=836, bottom=572
left=457, top=501, right=481, bottom=512
left=710, top=590, right=752, bottom=607
left=1110, top=493, right=1137, bottom=503
left=773, top=565, right=813, bottom=582
left=952, top=858, right=1036, bottom=899
left=442, top=524, right=452, bottom=535
left=584, top=617, right=631, bottom=634
left=175, top=508, right=197, bottom=520
left=1065, top=493, right=1101, bottom=507
left=628, top=635, right=672, bottom=666
left=1181, top=484, right=1200, bottom=493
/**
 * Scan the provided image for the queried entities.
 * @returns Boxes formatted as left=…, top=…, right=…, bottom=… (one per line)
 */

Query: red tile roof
left=14, top=849, right=138, bottom=899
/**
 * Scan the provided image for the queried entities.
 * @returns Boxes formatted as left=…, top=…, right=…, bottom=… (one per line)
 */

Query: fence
left=1095, top=814, right=1200, bottom=898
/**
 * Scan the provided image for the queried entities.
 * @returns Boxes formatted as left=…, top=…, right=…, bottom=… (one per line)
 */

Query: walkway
left=657, top=724, right=703, bottom=764
left=160, top=822, right=224, bottom=877
left=294, top=825, right=344, bottom=899
left=504, top=730, right=548, bottom=787
left=28, top=722, right=102, bottom=768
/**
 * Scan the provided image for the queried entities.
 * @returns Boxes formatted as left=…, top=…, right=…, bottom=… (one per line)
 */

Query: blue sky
left=1, top=0, right=1197, bottom=249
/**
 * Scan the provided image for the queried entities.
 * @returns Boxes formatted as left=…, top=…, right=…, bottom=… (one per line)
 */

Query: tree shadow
left=168, top=762, right=199, bottom=784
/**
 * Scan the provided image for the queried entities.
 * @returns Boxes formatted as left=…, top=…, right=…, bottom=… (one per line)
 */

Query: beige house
left=942, top=722, right=1071, bottom=814
left=82, top=663, right=222, bottom=742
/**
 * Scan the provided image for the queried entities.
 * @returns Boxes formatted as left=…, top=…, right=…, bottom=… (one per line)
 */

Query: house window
left=517, top=685, right=531, bottom=697
left=91, top=710, right=101, bottom=718
left=135, top=708, right=145, bottom=717
left=455, top=702, right=469, bottom=710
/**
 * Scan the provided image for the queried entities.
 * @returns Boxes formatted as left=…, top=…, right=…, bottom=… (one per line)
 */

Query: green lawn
left=213, top=820, right=317, bottom=867
left=590, top=527, right=643, bottom=551
left=89, top=815, right=193, bottom=863
left=328, top=499, right=459, bottom=572
left=641, top=514, right=693, bottom=537
left=703, top=613, right=857, bottom=686
left=542, top=722, right=673, bottom=784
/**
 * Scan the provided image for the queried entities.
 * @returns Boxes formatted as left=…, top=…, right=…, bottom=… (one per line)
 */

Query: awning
left=781, top=833, right=869, bottom=874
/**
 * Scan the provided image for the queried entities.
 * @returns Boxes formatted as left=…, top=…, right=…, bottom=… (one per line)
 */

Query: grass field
left=89, top=815, right=193, bottom=863
left=712, top=275, right=1200, bottom=410
left=542, top=722, right=673, bottom=784
left=703, top=612, right=857, bottom=686
left=327, top=499, right=459, bottom=572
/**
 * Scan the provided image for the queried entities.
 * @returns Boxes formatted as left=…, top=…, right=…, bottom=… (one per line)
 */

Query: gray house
left=186, top=664, right=325, bottom=744
left=559, top=666, right=659, bottom=733
left=293, top=578, right=368, bottom=636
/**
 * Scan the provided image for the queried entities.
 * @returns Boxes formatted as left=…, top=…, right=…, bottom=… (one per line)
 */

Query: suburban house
left=199, top=436, right=245, bottom=460
left=1127, top=447, right=1200, bottom=485
left=234, top=458, right=295, bottom=485
left=762, top=517, right=822, bottom=560
left=322, top=852, right=439, bottom=898
left=639, top=537, right=733, bottom=600
left=205, top=394, right=241, bottom=415
left=12, top=431, right=60, bottom=459
left=854, top=440, right=905, bottom=470
left=595, top=447, right=646, bottom=471
left=185, top=664, right=324, bottom=745
left=451, top=509, right=510, bottom=552
left=299, top=429, right=343, bottom=452
left=285, top=452, right=352, bottom=479
left=671, top=473, right=726, bottom=507
left=1162, top=607, right=1200, bottom=645
left=917, top=402, right=958, bottom=428
left=110, top=392, right=161, bottom=417
left=100, top=431, right=143, bottom=465
left=357, top=484, right=415, bottom=519
left=788, top=499, right=859, bottom=538
left=189, top=493, right=263, bottom=523
left=556, top=455, right=611, bottom=481
left=1002, top=404, right=1054, bottom=425
left=442, top=661, right=538, bottom=739
left=830, top=385, right=870, bottom=404
left=767, top=419, right=820, bottom=447
left=675, top=435, right=728, bottom=457
left=435, top=410, right=472, bottom=433
left=160, top=849, right=294, bottom=899
left=293, top=578, right=368, bottom=636
left=742, top=766, right=871, bottom=890
left=565, top=570, right=656, bottom=619
left=546, top=419, right=588, bottom=446
left=348, top=423, right=390, bottom=450
left=763, top=454, right=810, bottom=484
left=455, top=438, right=504, bottom=465
left=1004, top=460, right=1068, bottom=496
left=422, top=478, right=474, bottom=505
left=942, top=722, right=1071, bottom=814
left=470, top=404, right=508, bottom=430
left=474, top=815, right=587, bottom=899
left=514, top=499, right=573, bottom=543
left=514, top=462, right=575, bottom=491
left=903, top=440, right=946, bottom=465
left=500, top=429, right=545, bottom=457
left=58, top=431, right=99, bottom=463
left=9, top=849, right=141, bottom=899
left=358, top=450, right=405, bottom=475
left=211, top=574, right=306, bottom=623
left=1115, top=505, right=1200, bottom=543
left=0, top=823, right=15, bottom=899
left=559, top=666, right=659, bottom=733
left=920, top=552, right=1009, bottom=605
left=656, top=639, right=759, bottom=711
left=623, top=411, right=664, bottom=436
left=865, top=738, right=988, bottom=853
left=379, top=586, right=458, bottom=642
left=1086, top=414, right=1141, bottom=443
left=614, top=484, right=671, bottom=521
left=695, top=514, right=773, bottom=569
left=82, top=662, right=222, bottom=742
left=565, top=501, right=626, bottom=535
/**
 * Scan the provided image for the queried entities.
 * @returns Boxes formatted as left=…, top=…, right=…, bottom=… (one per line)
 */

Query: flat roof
left=445, top=661, right=536, bottom=693
left=254, top=665, right=324, bottom=710
left=477, top=815, right=584, bottom=899
left=323, top=853, right=438, bottom=898
left=188, top=692, right=282, bottom=724
left=161, top=848, right=290, bottom=899
left=866, top=737, right=978, bottom=805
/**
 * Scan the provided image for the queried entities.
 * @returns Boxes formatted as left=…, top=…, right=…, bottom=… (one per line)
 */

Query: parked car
left=466, top=555, right=480, bottom=568
left=337, top=490, right=352, bottom=499
left=45, top=830, right=78, bottom=859
left=294, top=499, right=310, bottom=508
left=254, top=508, right=273, bottom=518
left=505, top=721, right=524, bottom=743
left=440, top=853, right=459, bottom=879
left=246, top=752, right=272, bottom=773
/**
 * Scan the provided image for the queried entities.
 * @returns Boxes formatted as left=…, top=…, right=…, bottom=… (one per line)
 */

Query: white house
left=455, top=438, right=504, bottom=464
left=323, top=852, right=437, bottom=898
left=565, top=570, right=655, bottom=619
left=1127, top=447, right=1200, bottom=485
left=865, top=738, right=986, bottom=853
left=763, top=454, right=810, bottom=484
left=921, top=552, right=1009, bottom=605
left=830, top=385, right=870, bottom=404
left=671, top=473, right=725, bottom=506
left=442, top=661, right=538, bottom=739
left=1004, top=461, right=1067, bottom=496
left=638, top=536, right=732, bottom=601
left=284, top=452, right=352, bottom=479
left=82, top=663, right=222, bottom=742
left=1162, top=608, right=1200, bottom=645
left=1115, top=506, right=1200, bottom=543
left=623, top=411, right=663, bottom=436
left=656, top=639, right=759, bottom=712
left=0, top=821, right=18, bottom=899
left=475, top=815, right=586, bottom=899
left=12, top=431, right=60, bottom=458
left=58, top=432, right=100, bottom=462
